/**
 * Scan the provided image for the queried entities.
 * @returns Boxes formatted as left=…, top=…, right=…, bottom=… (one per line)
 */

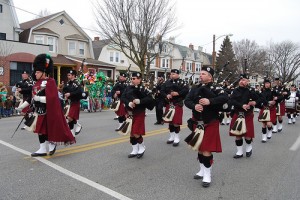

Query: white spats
left=166, top=132, right=175, bottom=144
left=262, top=134, right=267, bottom=143
left=202, top=166, right=212, bottom=187
left=272, top=124, right=278, bottom=133
left=267, top=129, right=272, bottom=139
left=173, top=133, right=180, bottom=146
left=128, top=144, right=138, bottom=158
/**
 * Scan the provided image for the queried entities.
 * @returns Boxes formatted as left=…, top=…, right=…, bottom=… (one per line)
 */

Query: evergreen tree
left=215, top=36, right=239, bottom=84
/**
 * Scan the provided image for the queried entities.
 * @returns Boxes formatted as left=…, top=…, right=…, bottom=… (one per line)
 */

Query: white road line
left=289, top=134, right=300, bottom=151
left=0, top=140, right=133, bottom=200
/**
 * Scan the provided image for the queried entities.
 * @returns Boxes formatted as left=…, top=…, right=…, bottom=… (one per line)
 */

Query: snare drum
left=285, top=97, right=296, bottom=109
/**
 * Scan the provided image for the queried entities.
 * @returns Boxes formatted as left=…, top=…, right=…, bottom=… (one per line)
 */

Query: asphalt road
left=0, top=108, right=299, bottom=200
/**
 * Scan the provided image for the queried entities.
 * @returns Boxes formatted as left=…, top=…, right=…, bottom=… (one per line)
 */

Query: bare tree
left=35, top=9, right=51, bottom=19
left=233, top=39, right=267, bottom=77
left=94, top=0, right=177, bottom=78
left=268, top=41, right=300, bottom=83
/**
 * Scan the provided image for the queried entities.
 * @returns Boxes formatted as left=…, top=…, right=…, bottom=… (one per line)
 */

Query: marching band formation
left=15, top=54, right=300, bottom=188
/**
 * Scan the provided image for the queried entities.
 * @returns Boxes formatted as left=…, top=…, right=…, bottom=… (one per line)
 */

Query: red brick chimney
left=94, top=37, right=100, bottom=41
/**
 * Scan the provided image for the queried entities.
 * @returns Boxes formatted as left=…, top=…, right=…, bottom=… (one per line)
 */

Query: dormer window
left=59, top=19, right=64, bottom=25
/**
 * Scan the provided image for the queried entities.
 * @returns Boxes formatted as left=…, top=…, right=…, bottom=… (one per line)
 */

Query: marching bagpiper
left=184, top=66, right=229, bottom=187
left=229, top=74, right=260, bottom=158
left=258, top=79, right=282, bottom=143
left=272, top=78, right=290, bottom=132
left=160, top=69, right=189, bottom=146
left=111, top=73, right=128, bottom=131
left=153, top=75, right=165, bottom=125
left=28, top=54, right=75, bottom=157
left=63, top=70, right=84, bottom=136
left=120, top=72, right=154, bottom=158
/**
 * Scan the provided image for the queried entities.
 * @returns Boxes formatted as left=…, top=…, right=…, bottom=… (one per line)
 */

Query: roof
left=19, top=12, right=59, bottom=30
left=52, top=54, right=77, bottom=66
left=33, top=28, right=59, bottom=36
left=65, top=55, right=116, bottom=68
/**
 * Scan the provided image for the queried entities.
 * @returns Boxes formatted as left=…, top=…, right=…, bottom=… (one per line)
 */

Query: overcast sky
left=11, top=0, right=300, bottom=54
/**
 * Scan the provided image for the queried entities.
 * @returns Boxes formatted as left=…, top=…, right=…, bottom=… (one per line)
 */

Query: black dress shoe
left=21, top=127, right=25, bottom=130
left=246, top=150, right=252, bottom=157
left=193, top=175, right=203, bottom=179
left=137, top=152, right=145, bottom=159
left=128, top=154, right=137, bottom=158
left=173, top=142, right=179, bottom=147
left=115, top=128, right=120, bottom=131
left=166, top=140, right=174, bottom=144
left=31, top=152, right=47, bottom=157
left=261, top=140, right=266, bottom=143
left=202, top=182, right=210, bottom=188
left=154, top=122, right=160, bottom=125
left=278, top=129, right=282, bottom=132
left=233, top=154, right=243, bottom=159
left=75, top=126, right=82, bottom=135
left=49, top=145, right=57, bottom=156
left=267, top=137, right=271, bottom=139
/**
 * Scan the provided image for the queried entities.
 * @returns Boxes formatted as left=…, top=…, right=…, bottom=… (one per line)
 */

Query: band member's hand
left=17, top=88, right=22, bottom=92
left=116, top=91, right=120, bottom=95
left=133, top=99, right=140, bottom=104
left=171, top=91, right=179, bottom=96
left=195, top=104, right=203, bottom=112
left=129, top=102, right=135, bottom=108
left=113, top=94, right=118, bottom=99
left=248, top=101, right=256, bottom=106
left=242, top=104, right=250, bottom=110
left=269, top=101, right=275, bottom=105
left=199, top=98, right=210, bottom=105
left=273, top=97, right=278, bottom=101
left=167, top=94, right=172, bottom=99
left=64, top=93, right=70, bottom=99
left=282, top=92, right=287, bottom=95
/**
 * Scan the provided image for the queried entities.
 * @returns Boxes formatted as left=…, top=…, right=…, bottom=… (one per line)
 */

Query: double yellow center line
left=43, top=125, right=187, bottom=158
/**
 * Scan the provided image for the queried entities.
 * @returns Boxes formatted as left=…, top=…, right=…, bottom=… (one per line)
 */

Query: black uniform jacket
left=63, top=79, right=82, bottom=102
left=230, top=86, right=260, bottom=113
left=160, top=78, right=189, bottom=106
left=185, top=82, right=229, bottom=124
left=111, top=81, right=127, bottom=99
left=121, top=84, right=154, bottom=114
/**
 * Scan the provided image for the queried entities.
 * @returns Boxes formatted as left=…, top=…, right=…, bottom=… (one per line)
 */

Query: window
left=195, top=63, right=201, bottom=72
left=0, top=32, right=6, bottom=40
left=79, top=42, right=85, bottom=55
left=68, top=41, right=76, bottom=55
left=10, top=62, right=32, bottom=86
left=186, top=62, right=192, bottom=71
left=47, top=37, right=56, bottom=52
left=59, top=19, right=64, bottom=25
left=161, top=58, right=169, bottom=68
left=109, top=52, right=114, bottom=62
left=0, top=5, right=3, bottom=13
left=115, top=52, right=119, bottom=62
left=34, top=35, right=44, bottom=44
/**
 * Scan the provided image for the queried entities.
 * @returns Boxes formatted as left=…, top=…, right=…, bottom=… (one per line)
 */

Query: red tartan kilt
left=280, top=101, right=286, bottom=116
left=116, top=102, right=127, bottom=116
left=35, top=115, right=47, bottom=135
left=68, top=101, right=80, bottom=120
left=131, top=111, right=145, bottom=135
left=229, top=112, right=255, bottom=138
left=258, top=106, right=276, bottom=123
left=199, top=120, right=222, bottom=153
left=164, top=104, right=183, bottom=125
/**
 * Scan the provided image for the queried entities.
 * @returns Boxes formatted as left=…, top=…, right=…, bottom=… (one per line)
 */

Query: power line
left=1, top=0, right=99, bottom=35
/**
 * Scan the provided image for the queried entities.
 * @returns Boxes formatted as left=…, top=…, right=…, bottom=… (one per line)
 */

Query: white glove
left=33, top=95, right=46, bottom=103
left=129, top=102, right=135, bottom=108
left=33, top=95, right=40, bottom=102
left=296, top=97, right=299, bottom=101
left=133, top=99, right=140, bottom=104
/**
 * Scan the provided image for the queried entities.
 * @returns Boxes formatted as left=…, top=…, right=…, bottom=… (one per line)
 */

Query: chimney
left=189, top=43, right=194, bottom=50
left=94, top=37, right=100, bottom=41
left=169, top=37, right=175, bottom=44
